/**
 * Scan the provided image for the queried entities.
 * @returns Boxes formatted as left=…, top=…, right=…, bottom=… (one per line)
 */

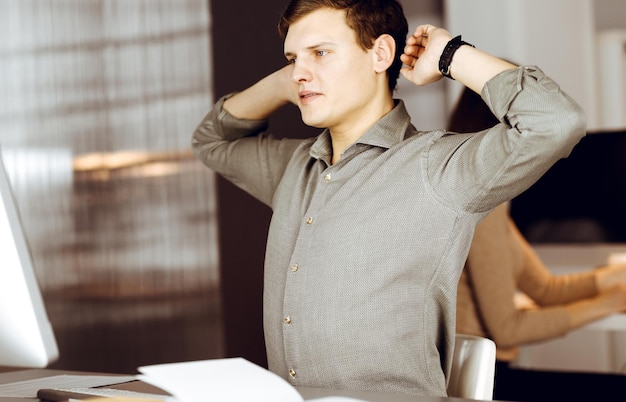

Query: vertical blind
left=0, top=0, right=222, bottom=372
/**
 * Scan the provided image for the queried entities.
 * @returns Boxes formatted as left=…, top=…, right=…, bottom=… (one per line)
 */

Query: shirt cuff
left=214, top=93, right=269, bottom=141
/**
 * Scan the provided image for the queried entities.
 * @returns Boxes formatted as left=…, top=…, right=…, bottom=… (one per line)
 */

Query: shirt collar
left=310, top=99, right=412, bottom=161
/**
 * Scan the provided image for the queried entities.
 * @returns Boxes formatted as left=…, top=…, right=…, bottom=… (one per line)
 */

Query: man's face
left=284, top=8, right=380, bottom=133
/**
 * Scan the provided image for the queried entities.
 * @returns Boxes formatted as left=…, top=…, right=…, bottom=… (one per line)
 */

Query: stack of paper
left=138, top=358, right=303, bottom=402
left=137, top=358, right=366, bottom=402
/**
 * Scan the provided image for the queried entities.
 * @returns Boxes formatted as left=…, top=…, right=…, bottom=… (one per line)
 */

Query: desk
left=513, top=244, right=626, bottom=375
left=0, top=368, right=490, bottom=402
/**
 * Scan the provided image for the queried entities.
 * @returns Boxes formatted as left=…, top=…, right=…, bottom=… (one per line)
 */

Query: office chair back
left=447, top=334, right=496, bottom=400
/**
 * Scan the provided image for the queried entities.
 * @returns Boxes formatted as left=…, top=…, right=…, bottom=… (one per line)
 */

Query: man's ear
left=373, top=34, right=395, bottom=73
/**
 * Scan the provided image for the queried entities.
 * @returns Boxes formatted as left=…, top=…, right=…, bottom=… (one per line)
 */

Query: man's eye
left=287, top=58, right=296, bottom=64
left=316, top=50, right=328, bottom=57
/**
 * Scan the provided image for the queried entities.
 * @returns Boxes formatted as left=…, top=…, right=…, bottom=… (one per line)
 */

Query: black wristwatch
left=438, top=35, right=475, bottom=80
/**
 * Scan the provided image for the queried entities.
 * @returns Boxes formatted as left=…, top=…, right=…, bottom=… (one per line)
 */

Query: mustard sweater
left=456, top=204, right=598, bottom=361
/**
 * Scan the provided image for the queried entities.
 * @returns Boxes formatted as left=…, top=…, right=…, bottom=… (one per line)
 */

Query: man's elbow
left=563, top=106, right=587, bottom=141
left=549, top=105, right=587, bottom=155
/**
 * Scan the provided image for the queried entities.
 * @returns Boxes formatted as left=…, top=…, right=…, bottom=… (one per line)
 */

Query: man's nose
left=290, top=61, right=312, bottom=83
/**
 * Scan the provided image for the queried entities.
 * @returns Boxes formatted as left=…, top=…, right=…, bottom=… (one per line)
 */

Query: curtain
left=0, top=0, right=222, bottom=373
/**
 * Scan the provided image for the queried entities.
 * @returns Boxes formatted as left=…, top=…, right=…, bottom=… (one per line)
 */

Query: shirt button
left=324, top=173, right=332, bottom=182
left=291, top=264, right=299, bottom=272
left=288, top=368, right=296, bottom=378
left=284, top=316, right=292, bottom=325
left=306, top=217, right=314, bottom=225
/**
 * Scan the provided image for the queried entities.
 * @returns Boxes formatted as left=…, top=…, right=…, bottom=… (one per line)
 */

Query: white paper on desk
left=0, top=374, right=137, bottom=398
left=138, top=358, right=304, bottom=402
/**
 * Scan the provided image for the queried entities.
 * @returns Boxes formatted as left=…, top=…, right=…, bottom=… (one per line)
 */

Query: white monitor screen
left=0, top=152, right=58, bottom=367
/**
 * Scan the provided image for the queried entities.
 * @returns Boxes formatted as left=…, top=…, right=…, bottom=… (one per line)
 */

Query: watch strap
left=438, top=35, right=475, bottom=80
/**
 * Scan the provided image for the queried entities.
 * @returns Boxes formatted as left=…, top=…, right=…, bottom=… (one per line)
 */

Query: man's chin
left=303, top=122, right=325, bottom=129
left=299, top=114, right=326, bottom=129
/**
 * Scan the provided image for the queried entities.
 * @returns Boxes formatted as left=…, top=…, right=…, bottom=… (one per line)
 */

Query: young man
left=192, top=0, right=586, bottom=396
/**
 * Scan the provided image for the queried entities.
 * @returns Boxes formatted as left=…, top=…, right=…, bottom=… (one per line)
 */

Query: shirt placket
left=281, top=165, right=335, bottom=384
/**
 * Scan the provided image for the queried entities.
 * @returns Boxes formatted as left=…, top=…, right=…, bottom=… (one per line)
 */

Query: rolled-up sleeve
left=484, top=65, right=587, bottom=150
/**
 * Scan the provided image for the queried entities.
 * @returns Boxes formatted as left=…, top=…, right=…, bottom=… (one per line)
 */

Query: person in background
left=451, top=88, right=626, bottom=401
left=192, top=0, right=586, bottom=396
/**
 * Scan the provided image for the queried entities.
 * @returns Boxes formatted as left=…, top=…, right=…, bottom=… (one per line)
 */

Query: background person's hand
left=596, top=263, right=626, bottom=291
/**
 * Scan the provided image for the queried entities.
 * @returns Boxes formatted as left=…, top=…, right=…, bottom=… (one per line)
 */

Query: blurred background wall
left=0, top=0, right=222, bottom=373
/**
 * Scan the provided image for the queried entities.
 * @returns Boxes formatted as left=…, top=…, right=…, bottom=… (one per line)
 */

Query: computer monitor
left=511, top=130, right=626, bottom=243
left=0, top=150, right=59, bottom=367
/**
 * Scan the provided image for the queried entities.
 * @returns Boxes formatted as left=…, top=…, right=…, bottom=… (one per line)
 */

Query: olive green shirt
left=192, top=66, right=586, bottom=396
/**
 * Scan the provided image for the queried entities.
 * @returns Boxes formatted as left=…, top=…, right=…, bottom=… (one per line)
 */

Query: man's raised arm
left=400, top=24, right=516, bottom=94
left=223, top=65, right=296, bottom=121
